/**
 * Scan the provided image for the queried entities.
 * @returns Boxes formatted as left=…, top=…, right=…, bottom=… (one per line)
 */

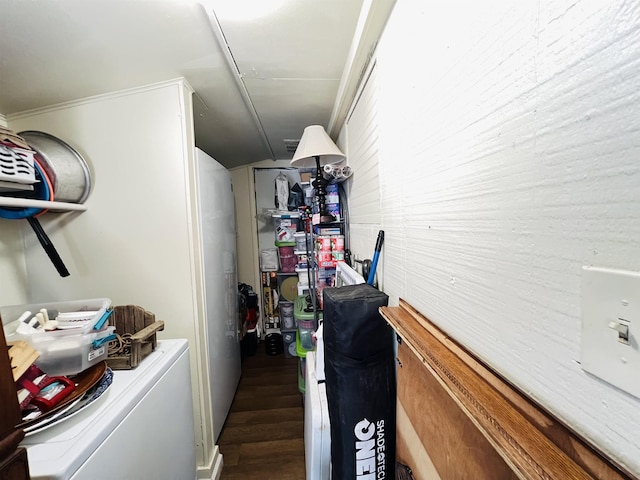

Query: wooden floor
left=218, top=343, right=305, bottom=479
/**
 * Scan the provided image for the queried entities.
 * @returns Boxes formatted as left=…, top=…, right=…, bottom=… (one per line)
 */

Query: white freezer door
left=194, top=147, right=241, bottom=442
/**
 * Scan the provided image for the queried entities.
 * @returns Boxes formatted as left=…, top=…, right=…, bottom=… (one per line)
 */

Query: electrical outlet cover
left=581, top=266, right=640, bottom=399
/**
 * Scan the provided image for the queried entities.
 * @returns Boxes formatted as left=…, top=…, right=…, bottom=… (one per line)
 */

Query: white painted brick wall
left=346, top=0, right=640, bottom=474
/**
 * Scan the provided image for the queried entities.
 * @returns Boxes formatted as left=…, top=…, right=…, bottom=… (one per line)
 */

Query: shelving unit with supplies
left=260, top=211, right=302, bottom=337
left=304, top=222, right=345, bottom=320
left=302, top=180, right=345, bottom=324
left=295, top=180, right=346, bottom=395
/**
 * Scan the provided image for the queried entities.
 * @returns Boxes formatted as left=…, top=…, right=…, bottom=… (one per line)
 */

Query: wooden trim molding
left=379, top=299, right=636, bottom=480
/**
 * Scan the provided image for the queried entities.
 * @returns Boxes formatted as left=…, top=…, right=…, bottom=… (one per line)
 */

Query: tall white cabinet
left=5, top=79, right=232, bottom=479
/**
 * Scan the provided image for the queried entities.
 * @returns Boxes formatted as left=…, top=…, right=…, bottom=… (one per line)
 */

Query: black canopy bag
left=322, top=284, right=396, bottom=480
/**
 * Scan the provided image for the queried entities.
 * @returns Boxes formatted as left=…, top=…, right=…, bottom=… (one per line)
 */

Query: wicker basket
left=106, top=305, right=164, bottom=370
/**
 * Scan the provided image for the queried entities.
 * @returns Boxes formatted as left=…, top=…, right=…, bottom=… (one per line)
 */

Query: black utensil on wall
left=0, top=156, right=70, bottom=277
left=26, top=216, right=70, bottom=277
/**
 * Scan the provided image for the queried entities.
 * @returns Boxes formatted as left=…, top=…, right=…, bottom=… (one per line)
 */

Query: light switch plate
left=581, top=266, right=640, bottom=398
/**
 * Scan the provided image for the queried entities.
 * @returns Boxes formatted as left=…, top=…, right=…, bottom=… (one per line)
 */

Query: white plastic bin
left=273, top=213, right=299, bottom=243
left=28, top=325, right=116, bottom=376
left=293, top=231, right=307, bottom=253
left=1, top=298, right=111, bottom=338
left=1, top=298, right=113, bottom=375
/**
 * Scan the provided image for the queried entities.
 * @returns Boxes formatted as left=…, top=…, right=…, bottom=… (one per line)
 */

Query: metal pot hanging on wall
left=19, top=131, right=92, bottom=206
left=0, top=131, right=92, bottom=277
left=0, top=157, right=69, bottom=276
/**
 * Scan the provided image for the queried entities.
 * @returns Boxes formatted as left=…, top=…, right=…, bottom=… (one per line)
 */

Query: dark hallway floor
left=218, top=342, right=305, bottom=479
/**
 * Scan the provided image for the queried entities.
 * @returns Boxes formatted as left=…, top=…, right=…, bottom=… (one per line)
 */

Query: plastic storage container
left=296, top=330, right=312, bottom=394
left=294, top=295, right=320, bottom=327
left=273, top=213, right=299, bottom=243
left=294, top=295, right=318, bottom=350
left=297, top=320, right=315, bottom=350
left=282, top=330, right=297, bottom=358
left=280, top=301, right=295, bottom=330
left=295, top=253, right=308, bottom=269
left=297, top=284, right=310, bottom=297
left=260, top=249, right=279, bottom=271
left=293, top=231, right=307, bottom=253
left=277, top=246, right=297, bottom=273
left=1, top=298, right=111, bottom=339
left=29, top=325, right=115, bottom=376
left=1, top=298, right=113, bottom=376
left=296, top=267, right=309, bottom=286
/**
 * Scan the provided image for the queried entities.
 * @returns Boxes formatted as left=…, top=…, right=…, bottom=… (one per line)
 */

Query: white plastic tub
left=1, top=298, right=111, bottom=340
left=29, top=325, right=116, bottom=376
left=296, top=266, right=310, bottom=286
left=1, top=298, right=113, bottom=376
left=293, top=231, right=307, bottom=253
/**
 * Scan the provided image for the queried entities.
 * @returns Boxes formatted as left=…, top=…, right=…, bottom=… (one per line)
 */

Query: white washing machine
left=21, top=339, right=196, bottom=480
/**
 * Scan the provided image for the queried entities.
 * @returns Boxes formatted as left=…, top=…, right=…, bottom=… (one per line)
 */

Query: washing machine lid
left=21, top=339, right=188, bottom=480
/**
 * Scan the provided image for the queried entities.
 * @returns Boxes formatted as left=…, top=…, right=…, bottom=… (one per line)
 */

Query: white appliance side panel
left=70, top=346, right=196, bottom=480
left=195, top=148, right=241, bottom=442
left=317, top=382, right=331, bottom=478
left=304, top=351, right=331, bottom=480
left=23, top=340, right=193, bottom=479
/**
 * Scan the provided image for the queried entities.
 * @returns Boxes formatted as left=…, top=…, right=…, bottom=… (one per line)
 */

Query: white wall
left=0, top=114, right=29, bottom=305
left=0, top=222, right=28, bottom=305
left=339, top=62, right=385, bottom=284
left=345, top=0, right=640, bottom=475
left=6, top=80, right=221, bottom=477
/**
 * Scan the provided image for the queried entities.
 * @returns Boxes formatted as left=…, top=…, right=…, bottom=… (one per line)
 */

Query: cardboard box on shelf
left=261, top=271, right=278, bottom=317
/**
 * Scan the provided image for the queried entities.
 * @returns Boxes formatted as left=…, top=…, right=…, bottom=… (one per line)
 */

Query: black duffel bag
left=323, top=284, right=396, bottom=480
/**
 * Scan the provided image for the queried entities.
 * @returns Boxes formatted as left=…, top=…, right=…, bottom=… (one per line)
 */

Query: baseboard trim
left=197, top=445, right=223, bottom=480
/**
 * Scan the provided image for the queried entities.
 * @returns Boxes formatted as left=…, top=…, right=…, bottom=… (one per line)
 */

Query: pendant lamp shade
left=290, top=125, right=346, bottom=168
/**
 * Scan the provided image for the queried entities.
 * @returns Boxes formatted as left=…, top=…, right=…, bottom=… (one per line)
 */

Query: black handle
left=373, top=230, right=385, bottom=253
left=362, top=259, right=372, bottom=281
left=26, top=216, right=70, bottom=277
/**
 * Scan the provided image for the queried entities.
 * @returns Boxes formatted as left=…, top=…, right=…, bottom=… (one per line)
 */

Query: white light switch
left=581, top=266, right=640, bottom=398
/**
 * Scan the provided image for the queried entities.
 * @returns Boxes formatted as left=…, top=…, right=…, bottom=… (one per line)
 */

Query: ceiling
left=0, top=0, right=395, bottom=169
